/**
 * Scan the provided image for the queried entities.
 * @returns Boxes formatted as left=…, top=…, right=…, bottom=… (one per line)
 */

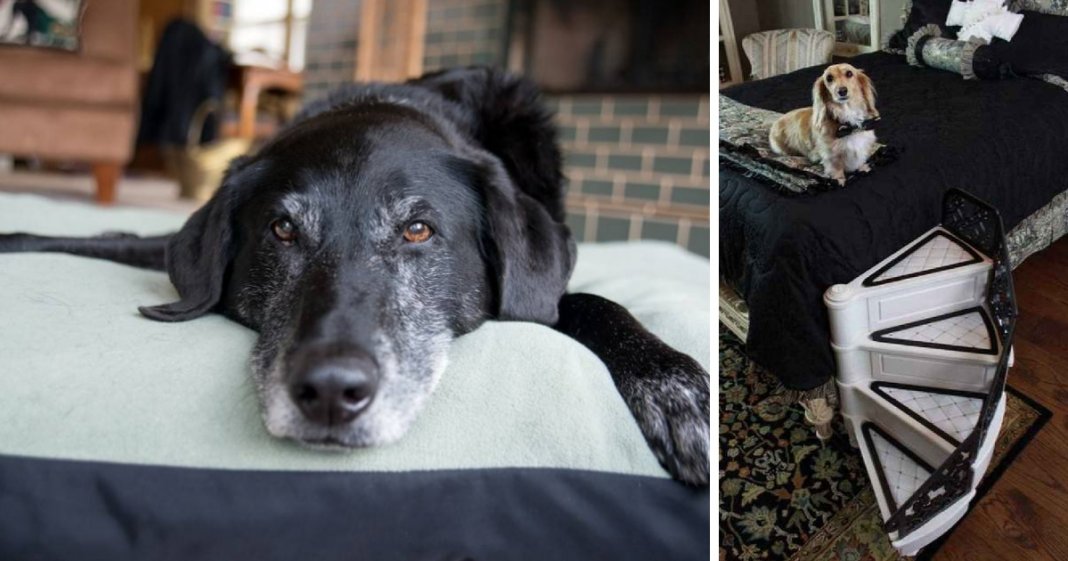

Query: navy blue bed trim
left=0, top=454, right=709, bottom=561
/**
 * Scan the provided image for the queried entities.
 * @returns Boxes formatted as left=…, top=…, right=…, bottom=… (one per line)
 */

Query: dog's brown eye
left=845, top=70, right=853, bottom=78
left=826, top=75, right=833, bottom=83
left=403, top=221, right=433, bottom=243
left=271, top=218, right=298, bottom=244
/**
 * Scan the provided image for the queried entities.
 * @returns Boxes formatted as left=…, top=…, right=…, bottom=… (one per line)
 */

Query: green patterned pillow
left=0, top=0, right=85, bottom=51
left=905, top=24, right=989, bottom=80
left=1010, top=0, right=1068, bottom=15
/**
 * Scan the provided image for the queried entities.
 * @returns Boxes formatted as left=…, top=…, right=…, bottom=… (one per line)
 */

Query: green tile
left=642, top=220, right=679, bottom=243
left=588, top=126, right=621, bottom=143
left=624, top=182, right=659, bottom=201
left=566, top=151, right=598, bottom=168
left=427, top=7, right=446, bottom=22
left=471, top=51, right=496, bottom=65
left=631, top=126, right=670, bottom=145
left=543, top=97, right=562, bottom=113
left=565, top=212, right=586, bottom=241
left=581, top=179, right=613, bottom=196
left=571, top=99, right=603, bottom=116
left=613, top=99, right=649, bottom=117
left=596, top=216, right=631, bottom=242
left=687, top=225, right=710, bottom=256
left=607, top=154, right=642, bottom=171
left=702, top=158, right=710, bottom=177
left=557, top=125, right=577, bottom=142
left=653, top=155, right=692, bottom=175
left=671, top=186, right=709, bottom=206
left=659, top=100, right=702, bottom=118
left=473, top=3, right=500, bottom=17
left=679, top=128, right=710, bottom=147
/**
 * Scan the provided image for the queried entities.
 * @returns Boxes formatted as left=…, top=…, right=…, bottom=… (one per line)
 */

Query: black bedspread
left=721, top=51, right=1068, bottom=390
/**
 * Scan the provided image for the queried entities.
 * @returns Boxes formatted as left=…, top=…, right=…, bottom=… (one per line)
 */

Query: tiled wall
left=551, top=95, right=710, bottom=256
left=423, top=0, right=509, bottom=71
left=303, top=0, right=362, bottom=101
left=305, top=0, right=510, bottom=101
left=300, top=0, right=710, bottom=257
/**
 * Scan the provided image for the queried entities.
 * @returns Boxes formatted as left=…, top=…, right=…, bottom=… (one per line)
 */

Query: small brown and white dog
left=769, top=63, right=879, bottom=186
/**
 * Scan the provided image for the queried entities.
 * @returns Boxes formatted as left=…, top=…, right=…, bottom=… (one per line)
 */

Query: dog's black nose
left=837, top=87, right=848, bottom=97
left=290, top=354, right=378, bottom=426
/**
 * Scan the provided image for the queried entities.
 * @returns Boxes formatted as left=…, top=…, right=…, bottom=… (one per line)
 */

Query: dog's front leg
left=821, top=149, right=846, bottom=186
left=0, top=232, right=171, bottom=270
left=553, top=293, right=710, bottom=486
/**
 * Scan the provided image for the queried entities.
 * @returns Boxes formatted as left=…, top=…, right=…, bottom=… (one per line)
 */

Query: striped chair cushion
left=742, top=29, right=836, bottom=80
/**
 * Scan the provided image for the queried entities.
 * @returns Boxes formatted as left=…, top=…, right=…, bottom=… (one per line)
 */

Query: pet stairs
left=824, top=189, right=1017, bottom=556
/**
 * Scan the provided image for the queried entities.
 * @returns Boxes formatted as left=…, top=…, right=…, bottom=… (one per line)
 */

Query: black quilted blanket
left=721, top=51, right=1068, bottom=390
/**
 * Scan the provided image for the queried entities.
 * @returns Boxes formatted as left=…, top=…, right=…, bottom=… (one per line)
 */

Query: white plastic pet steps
left=825, top=189, right=1018, bottom=556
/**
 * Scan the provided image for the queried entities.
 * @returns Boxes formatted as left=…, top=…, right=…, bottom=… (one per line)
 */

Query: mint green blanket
left=0, top=193, right=709, bottom=478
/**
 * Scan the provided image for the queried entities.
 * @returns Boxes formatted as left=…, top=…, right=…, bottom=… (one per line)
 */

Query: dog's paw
left=857, top=163, right=872, bottom=173
left=834, top=174, right=846, bottom=186
left=622, top=353, right=710, bottom=486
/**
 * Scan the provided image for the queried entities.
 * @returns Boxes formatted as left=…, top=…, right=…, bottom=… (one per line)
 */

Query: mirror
left=814, top=0, right=880, bottom=56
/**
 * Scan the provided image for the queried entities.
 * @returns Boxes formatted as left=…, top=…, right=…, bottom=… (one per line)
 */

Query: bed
left=0, top=193, right=710, bottom=559
left=719, top=50, right=1068, bottom=395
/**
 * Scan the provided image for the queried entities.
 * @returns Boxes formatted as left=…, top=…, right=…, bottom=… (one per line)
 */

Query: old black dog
left=0, top=68, right=709, bottom=485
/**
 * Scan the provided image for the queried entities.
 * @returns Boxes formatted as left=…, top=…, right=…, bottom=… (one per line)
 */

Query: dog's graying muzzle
left=285, top=262, right=384, bottom=426
left=288, top=345, right=379, bottom=426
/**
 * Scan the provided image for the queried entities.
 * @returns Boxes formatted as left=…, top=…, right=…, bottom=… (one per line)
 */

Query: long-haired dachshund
left=769, top=63, right=879, bottom=186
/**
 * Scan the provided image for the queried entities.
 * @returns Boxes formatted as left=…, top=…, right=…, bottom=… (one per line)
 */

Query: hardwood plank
left=933, top=237, right=1068, bottom=560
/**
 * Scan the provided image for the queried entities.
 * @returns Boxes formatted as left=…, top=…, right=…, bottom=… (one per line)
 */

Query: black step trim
left=862, top=230, right=983, bottom=287
left=871, top=306, right=998, bottom=356
left=870, top=382, right=987, bottom=447
left=861, top=422, right=936, bottom=513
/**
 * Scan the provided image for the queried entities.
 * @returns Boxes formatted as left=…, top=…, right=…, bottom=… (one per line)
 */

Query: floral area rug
left=719, top=329, right=1050, bottom=561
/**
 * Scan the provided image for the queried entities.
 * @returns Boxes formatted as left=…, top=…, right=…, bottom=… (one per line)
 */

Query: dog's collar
left=836, top=117, right=879, bottom=139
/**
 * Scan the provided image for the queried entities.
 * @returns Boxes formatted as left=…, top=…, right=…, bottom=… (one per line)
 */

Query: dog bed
left=719, top=96, right=830, bottom=193
left=719, top=95, right=894, bottom=194
left=0, top=193, right=709, bottom=560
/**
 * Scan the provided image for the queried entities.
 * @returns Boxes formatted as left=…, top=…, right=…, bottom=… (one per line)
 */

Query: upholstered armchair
left=0, top=1, right=138, bottom=204
left=742, top=29, right=835, bottom=80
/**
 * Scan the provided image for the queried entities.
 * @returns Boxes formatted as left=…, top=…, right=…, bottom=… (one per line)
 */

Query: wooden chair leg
left=91, top=162, right=120, bottom=204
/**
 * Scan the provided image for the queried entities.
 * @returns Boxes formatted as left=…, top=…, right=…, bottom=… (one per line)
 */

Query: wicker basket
left=163, top=100, right=252, bottom=201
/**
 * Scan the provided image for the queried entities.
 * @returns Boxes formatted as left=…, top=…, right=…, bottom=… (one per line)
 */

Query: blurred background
left=0, top=0, right=709, bottom=256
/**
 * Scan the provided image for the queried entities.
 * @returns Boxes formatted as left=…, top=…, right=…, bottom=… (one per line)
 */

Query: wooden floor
left=935, top=237, right=1068, bottom=561
left=0, top=169, right=199, bottom=214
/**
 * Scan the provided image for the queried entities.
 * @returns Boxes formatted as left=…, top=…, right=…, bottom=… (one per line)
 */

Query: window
left=212, top=0, right=312, bottom=70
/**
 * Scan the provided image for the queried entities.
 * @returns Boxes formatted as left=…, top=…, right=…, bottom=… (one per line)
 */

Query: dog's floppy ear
left=811, top=75, right=832, bottom=125
left=139, top=157, right=253, bottom=322
left=418, top=67, right=574, bottom=324
left=411, top=67, right=566, bottom=222
left=856, top=69, right=878, bottom=118
left=460, top=155, right=576, bottom=325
